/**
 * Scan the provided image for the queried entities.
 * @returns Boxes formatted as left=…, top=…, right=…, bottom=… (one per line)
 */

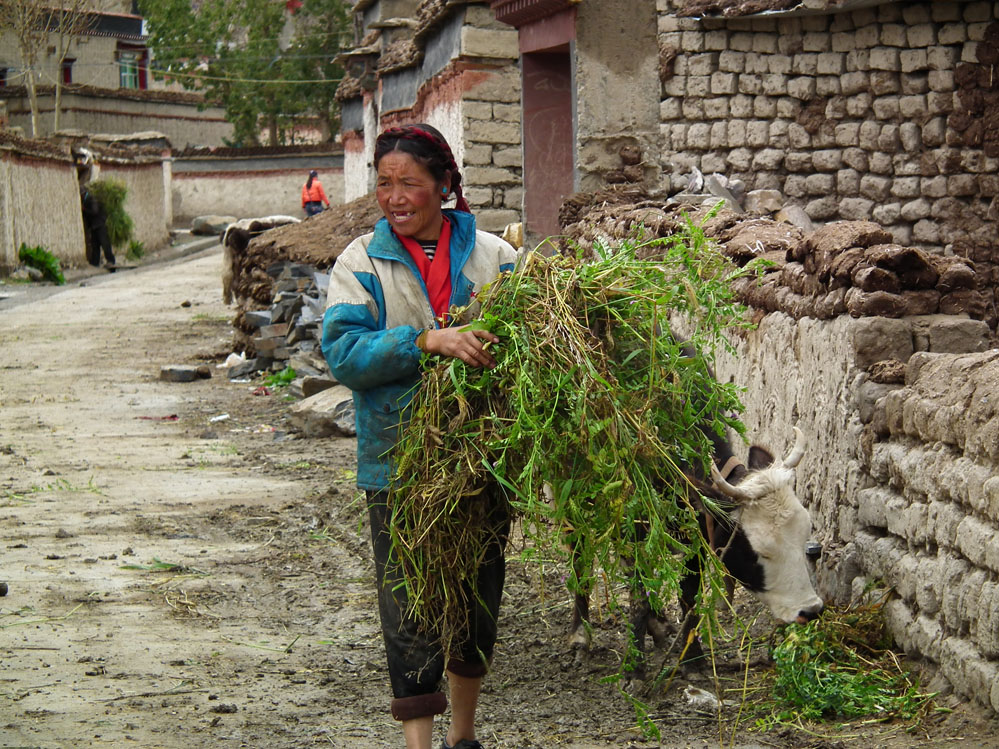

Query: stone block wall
left=711, top=315, right=998, bottom=711
left=460, top=63, right=524, bottom=232
left=657, top=1, right=999, bottom=251
left=857, top=351, right=999, bottom=711
left=338, top=2, right=523, bottom=233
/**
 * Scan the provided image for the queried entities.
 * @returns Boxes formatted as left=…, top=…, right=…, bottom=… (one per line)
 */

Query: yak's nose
left=795, top=602, right=824, bottom=625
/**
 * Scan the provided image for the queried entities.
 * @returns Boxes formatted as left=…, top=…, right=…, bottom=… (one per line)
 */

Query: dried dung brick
left=866, top=245, right=939, bottom=289
left=939, top=289, right=989, bottom=318
left=846, top=288, right=908, bottom=318
left=853, top=266, right=902, bottom=294
left=806, top=220, right=894, bottom=257
left=902, top=290, right=941, bottom=316
left=934, top=258, right=978, bottom=293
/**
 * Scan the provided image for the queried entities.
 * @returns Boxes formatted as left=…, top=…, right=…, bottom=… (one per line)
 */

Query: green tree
left=138, top=0, right=349, bottom=146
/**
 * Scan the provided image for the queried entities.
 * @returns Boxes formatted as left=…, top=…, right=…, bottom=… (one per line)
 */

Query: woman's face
left=376, top=150, right=448, bottom=242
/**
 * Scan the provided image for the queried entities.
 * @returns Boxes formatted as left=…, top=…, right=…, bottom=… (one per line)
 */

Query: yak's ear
left=747, top=446, right=775, bottom=470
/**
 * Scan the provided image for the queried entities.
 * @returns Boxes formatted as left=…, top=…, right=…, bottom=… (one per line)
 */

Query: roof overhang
left=490, top=0, right=580, bottom=27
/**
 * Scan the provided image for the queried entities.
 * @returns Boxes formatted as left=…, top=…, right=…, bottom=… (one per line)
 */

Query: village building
left=0, top=0, right=232, bottom=147
left=336, top=0, right=523, bottom=235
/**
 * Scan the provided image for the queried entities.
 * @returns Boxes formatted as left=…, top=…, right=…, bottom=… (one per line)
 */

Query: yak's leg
left=626, top=582, right=652, bottom=682
left=678, top=561, right=706, bottom=666
left=567, top=535, right=593, bottom=652
left=645, top=606, right=673, bottom=648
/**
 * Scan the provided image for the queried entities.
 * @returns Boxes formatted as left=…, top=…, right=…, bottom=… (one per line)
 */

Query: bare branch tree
left=0, top=0, right=49, bottom=137
left=0, top=1, right=107, bottom=137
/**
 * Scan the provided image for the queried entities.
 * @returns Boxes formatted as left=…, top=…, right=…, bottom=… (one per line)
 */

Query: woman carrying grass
left=321, top=124, right=518, bottom=749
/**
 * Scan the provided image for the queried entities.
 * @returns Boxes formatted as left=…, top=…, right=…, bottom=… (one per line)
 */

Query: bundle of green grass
left=388, top=217, right=765, bottom=656
left=88, top=178, right=135, bottom=249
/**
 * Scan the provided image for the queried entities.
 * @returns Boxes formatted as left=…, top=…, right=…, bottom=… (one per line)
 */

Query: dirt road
left=2, top=246, right=996, bottom=748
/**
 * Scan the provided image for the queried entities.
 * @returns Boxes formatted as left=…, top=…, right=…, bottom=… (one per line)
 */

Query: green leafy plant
left=761, top=600, right=937, bottom=726
left=87, top=179, right=134, bottom=248
left=264, top=366, right=297, bottom=389
left=18, top=243, right=65, bottom=285
left=389, top=217, right=759, bottom=661
left=126, top=239, right=146, bottom=261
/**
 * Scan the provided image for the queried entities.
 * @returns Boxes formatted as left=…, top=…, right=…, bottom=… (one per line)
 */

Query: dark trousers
left=367, top=488, right=509, bottom=721
left=87, top=225, right=115, bottom=267
left=304, top=201, right=324, bottom=216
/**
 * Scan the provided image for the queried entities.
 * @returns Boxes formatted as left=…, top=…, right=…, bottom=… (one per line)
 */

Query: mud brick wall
left=657, top=0, right=999, bottom=251
left=854, top=351, right=999, bottom=712
left=709, top=316, right=999, bottom=712
left=558, top=191, right=999, bottom=709
left=0, top=136, right=86, bottom=272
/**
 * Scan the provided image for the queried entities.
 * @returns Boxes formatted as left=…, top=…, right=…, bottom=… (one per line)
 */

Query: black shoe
left=442, top=740, right=483, bottom=749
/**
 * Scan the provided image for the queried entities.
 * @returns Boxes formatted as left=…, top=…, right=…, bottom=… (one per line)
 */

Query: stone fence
left=171, top=147, right=344, bottom=224
left=657, top=0, right=999, bottom=252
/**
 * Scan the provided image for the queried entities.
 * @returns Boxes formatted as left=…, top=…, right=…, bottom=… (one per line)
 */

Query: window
left=62, top=58, right=75, bottom=85
left=117, top=46, right=148, bottom=90
left=119, top=51, right=139, bottom=88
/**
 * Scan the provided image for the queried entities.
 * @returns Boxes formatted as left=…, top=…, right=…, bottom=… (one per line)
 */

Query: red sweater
left=302, top=180, right=329, bottom=207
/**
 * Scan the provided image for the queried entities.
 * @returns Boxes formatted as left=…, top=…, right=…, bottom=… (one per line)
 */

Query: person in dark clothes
left=80, top=185, right=115, bottom=270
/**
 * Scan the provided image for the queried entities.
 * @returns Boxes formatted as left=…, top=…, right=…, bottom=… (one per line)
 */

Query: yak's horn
left=710, top=463, right=753, bottom=502
left=782, top=426, right=806, bottom=469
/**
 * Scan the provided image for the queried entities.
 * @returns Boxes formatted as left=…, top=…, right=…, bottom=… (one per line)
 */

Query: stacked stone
left=230, top=262, right=332, bottom=390
left=657, top=1, right=999, bottom=252
left=457, top=6, right=523, bottom=234
left=856, top=350, right=999, bottom=711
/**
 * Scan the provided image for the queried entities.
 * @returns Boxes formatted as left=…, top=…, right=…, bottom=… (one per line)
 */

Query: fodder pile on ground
left=762, top=597, right=937, bottom=727
left=389, top=217, right=762, bottom=658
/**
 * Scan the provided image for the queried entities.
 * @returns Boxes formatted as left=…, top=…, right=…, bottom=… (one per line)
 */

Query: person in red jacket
left=301, top=169, right=330, bottom=216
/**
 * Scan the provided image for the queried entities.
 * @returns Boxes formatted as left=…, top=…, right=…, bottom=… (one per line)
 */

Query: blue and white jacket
left=321, top=209, right=518, bottom=491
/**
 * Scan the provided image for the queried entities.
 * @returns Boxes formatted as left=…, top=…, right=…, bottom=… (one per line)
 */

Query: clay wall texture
left=657, top=0, right=999, bottom=252
left=711, top=314, right=999, bottom=712
left=97, top=159, right=170, bottom=253
left=0, top=136, right=173, bottom=273
left=172, top=153, right=344, bottom=223
left=0, top=146, right=86, bottom=272
left=1, top=89, right=233, bottom=148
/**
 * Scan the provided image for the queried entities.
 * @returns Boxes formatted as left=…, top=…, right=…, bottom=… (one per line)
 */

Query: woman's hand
left=422, top=326, right=499, bottom=369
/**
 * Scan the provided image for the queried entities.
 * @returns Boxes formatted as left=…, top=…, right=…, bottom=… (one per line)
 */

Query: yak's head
left=711, top=426, right=824, bottom=625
